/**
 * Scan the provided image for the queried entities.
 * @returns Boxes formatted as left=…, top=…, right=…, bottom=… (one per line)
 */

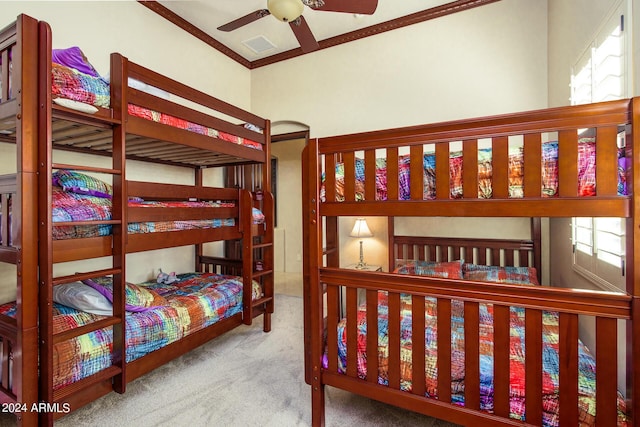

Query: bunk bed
left=0, top=14, right=274, bottom=425
left=303, top=97, right=640, bottom=426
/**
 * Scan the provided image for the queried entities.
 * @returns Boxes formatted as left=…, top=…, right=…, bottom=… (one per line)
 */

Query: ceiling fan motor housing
left=267, top=0, right=304, bottom=22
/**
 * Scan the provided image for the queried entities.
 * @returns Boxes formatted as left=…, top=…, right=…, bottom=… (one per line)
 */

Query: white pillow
left=53, top=98, right=99, bottom=114
left=52, top=281, right=112, bottom=315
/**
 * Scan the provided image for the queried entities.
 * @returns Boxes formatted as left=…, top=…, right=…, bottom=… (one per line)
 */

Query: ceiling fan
left=217, top=0, right=378, bottom=54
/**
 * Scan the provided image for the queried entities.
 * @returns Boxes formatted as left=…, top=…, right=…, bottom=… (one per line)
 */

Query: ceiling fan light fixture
left=267, top=0, right=304, bottom=22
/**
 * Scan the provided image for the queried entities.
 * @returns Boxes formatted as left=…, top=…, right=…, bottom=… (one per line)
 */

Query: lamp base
left=355, top=240, right=367, bottom=269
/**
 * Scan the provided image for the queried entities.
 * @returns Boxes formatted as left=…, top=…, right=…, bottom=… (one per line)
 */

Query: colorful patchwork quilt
left=51, top=187, right=264, bottom=240
left=321, top=140, right=627, bottom=202
left=328, top=292, right=628, bottom=427
left=0, top=273, right=261, bottom=390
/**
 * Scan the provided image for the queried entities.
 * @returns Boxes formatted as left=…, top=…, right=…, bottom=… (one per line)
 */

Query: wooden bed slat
left=596, top=126, right=619, bottom=196
left=596, top=317, right=618, bottom=426
left=492, top=136, right=509, bottom=199
left=559, top=312, right=579, bottom=425
left=493, top=305, right=510, bottom=418
left=387, top=148, right=399, bottom=200
left=429, top=244, right=437, bottom=262
left=410, top=145, right=423, bottom=200
left=325, top=154, right=336, bottom=203
left=326, top=285, right=339, bottom=372
left=523, top=133, right=542, bottom=198
left=524, top=308, right=543, bottom=425
left=364, top=150, right=376, bottom=201
left=346, top=286, right=358, bottom=378
left=343, top=152, right=356, bottom=203
left=558, top=129, right=579, bottom=197
left=464, top=301, right=480, bottom=410
left=435, top=143, right=449, bottom=200
left=463, top=139, right=478, bottom=199
left=504, top=249, right=514, bottom=266
left=437, top=298, right=452, bottom=403
left=411, top=295, right=426, bottom=397
left=366, top=289, right=379, bottom=384
left=388, top=292, right=401, bottom=389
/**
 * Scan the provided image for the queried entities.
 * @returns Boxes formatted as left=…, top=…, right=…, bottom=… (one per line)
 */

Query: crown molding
left=139, top=0, right=500, bottom=70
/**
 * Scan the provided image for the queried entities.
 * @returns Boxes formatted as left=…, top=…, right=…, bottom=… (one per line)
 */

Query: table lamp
left=350, top=218, right=373, bottom=269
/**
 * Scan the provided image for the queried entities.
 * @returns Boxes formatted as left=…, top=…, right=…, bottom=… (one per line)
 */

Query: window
left=569, top=1, right=629, bottom=291
left=570, top=4, right=628, bottom=106
left=573, top=217, right=625, bottom=291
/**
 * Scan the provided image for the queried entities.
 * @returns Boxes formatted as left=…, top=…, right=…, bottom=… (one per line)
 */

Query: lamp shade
left=267, top=0, right=304, bottom=22
left=350, top=218, right=373, bottom=238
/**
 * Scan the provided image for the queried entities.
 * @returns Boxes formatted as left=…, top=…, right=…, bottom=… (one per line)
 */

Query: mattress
left=0, top=272, right=262, bottom=390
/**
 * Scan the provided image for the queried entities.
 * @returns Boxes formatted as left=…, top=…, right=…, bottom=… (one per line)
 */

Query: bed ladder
left=242, top=190, right=274, bottom=332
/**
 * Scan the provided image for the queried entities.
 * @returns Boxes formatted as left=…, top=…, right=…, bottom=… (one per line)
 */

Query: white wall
left=251, top=0, right=548, bottom=138
left=271, top=138, right=306, bottom=273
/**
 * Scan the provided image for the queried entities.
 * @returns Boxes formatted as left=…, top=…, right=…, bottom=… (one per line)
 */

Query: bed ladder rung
left=53, top=365, right=122, bottom=403
left=52, top=268, right=122, bottom=286
left=52, top=163, right=123, bottom=176
left=252, top=269, right=273, bottom=279
left=53, top=220, right=121, bottom=228
left=253, top=242, right=272, bottom=249
left=52, top=316, right=122, bottom=345
left=252, top=296, right=273, bottom=307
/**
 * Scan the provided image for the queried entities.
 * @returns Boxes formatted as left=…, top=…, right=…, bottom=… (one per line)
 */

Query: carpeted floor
left=0, top=294, right=459, bottom=426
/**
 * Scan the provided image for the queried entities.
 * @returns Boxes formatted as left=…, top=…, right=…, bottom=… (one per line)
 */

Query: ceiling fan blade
left=290, top=16, right=320, bottom=53
left=217, top=9, right=270, bottom=32
left=311, top=0, right=378, bottom=15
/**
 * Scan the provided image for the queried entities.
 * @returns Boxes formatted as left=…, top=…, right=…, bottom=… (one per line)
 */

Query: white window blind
left=569, top=1, right=628, bottom=291
left=573, top=217, right=625, bottom=291
left=571, top=6, right=626, bottom=105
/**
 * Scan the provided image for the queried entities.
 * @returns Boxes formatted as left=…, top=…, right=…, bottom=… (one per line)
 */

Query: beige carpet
left=0, top=294, right=458, bottom=426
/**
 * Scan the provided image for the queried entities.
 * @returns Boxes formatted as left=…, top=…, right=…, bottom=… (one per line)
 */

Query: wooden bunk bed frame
left=303, top=97, right=640, bottom=426
left=0, top=14, right=274, bottom=425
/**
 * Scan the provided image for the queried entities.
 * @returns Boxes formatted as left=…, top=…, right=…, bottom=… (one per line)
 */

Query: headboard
left=388, top=218, right=542, bottom=284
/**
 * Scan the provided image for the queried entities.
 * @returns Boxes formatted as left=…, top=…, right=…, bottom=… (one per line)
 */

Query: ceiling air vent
left=242, top=35, right=277, bottom=54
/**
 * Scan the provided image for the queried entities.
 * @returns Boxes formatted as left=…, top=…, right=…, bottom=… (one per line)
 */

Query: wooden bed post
left=306, top=138, right=326, bottom=426
left=263, top=120, right=272, bottom=192
left=195, top=167, right=204, bottom=272
left=388, top=217, right=395, bottom=270
left=531, top=218, right=542, bottom=284
left=302, top=143, right=311, bottom=385
left=241, top=189, right=254, bottom=326
left=627, top=97, right=640, bottom=426
left=14, top=15, right=39, bottom=427
left=110, top=51, right=128, bottom=395
left=37, top=19, right=57, bottom=426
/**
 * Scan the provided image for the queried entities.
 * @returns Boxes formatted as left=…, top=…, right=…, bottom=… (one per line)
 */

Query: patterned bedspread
left=321, top=140, right=627, bottom=201
left=51, top=187, right=265, bottom=240
left=330, top=292, right=627, bottom=427
left=0, top=273, right=261, bottom=390
left=51, top=61, right=263, bottom=151
left=127, top=104, right=263, bottom=151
